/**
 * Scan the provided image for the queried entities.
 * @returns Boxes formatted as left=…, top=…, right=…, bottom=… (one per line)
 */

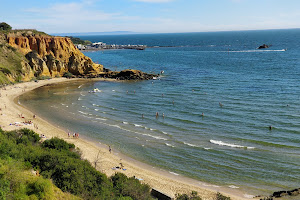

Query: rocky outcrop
left=258, top=44, right=270, bottom=49
left=257, top=188, right=300, bottom=200
left=0, top=30, right=156, bottom=84
left=5, top=32, right=103, bottom=80
left=102, top=69, right=158, bottom=80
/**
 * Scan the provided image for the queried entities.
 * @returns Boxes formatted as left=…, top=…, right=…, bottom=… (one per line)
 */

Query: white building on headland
left=76, top=44, right=86, bottom=50
left=92, top=42, right=107, bottom=48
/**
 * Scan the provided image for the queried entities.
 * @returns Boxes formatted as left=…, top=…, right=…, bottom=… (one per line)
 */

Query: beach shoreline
left=0, top=78, right=253, bottom=200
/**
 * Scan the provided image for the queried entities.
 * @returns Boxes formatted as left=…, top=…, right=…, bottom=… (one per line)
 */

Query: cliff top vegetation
left=66, top=36, right=92, bottom=45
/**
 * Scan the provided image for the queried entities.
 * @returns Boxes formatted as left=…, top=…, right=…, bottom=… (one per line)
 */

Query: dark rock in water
left=101, top=69, right=158, bottom=80
left=288, top=188, right=300, bottom=196
left=272, top=191, right=288, bottom=198
left=258, top=44, right=270, bottom=49
left=271, top=188, right=300, bottom=198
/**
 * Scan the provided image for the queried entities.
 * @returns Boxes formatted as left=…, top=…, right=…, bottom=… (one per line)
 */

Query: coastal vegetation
left=66, top=36, right=92, bottom=45
left=0, top=128, right=154, bottom=199
left=0, top=127, right=232, bottom=200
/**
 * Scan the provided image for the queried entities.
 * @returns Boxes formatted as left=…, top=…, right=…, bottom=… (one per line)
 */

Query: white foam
left=184, top=142, right=197, bottom=147
left=162, top=131, right=168, bottom=135
left=150, top=128, right=156, bottom=131
left=143, top=134, right=167, bottom=141
left=202, top=183, right=220, bottom=188
left=134, top=124, right=142, bottom=127
left=169, top=171, right=179, bottom=176
left=111, top=125, right=121, bottom=128
left=112, top=90, right=115, bottom=92
left=94, top=109, right=99, bottom=111
left=78, top=111, right=88, bottom=115
left=92, top=104, right=96, bottom=106
left=210, top=140, right=255, bottom=149
left=96, top=118, right=106, bottom=121
left=229, top=49, right=286, bottom=53
left=204, top=147, right=211, bottom=150
left=165, top=143, right=175, bottom=147
left=123, top=121, right=129, bottom=124
left=78, top=97, right=82, bottom=101
left=228, top=185, right=239, bottom=189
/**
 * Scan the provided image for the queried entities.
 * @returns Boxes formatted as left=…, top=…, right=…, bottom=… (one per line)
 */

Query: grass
left=0, top=33, right=25, bottom=85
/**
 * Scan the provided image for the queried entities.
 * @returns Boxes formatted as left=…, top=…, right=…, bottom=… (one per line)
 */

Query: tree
left=0, top=22, right=12, bottom=31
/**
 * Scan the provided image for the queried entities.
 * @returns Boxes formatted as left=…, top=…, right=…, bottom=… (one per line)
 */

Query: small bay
left=20, top=29, right=300, bottom=196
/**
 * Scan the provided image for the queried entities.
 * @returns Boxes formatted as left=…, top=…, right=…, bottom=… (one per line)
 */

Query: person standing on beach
left=109, top=146, right=112, bottom=153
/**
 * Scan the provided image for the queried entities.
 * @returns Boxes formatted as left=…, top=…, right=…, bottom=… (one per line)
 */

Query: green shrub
left=18, top=128, right=40, bottom=144
left=7, top=45, right=17, bottom=52
left=0, top=22, right=12, bottom=31
left=63, top=72, right=73, bottom=79
left=27, top=178, right=53, bottom=199
left=0, top=128, right=157, bottom=200
left=216, top=192, right=230, bottom=200
left=176, top=191, right=202, bottom=200
left=37, top=75, right=51, bottom=80
left=111, top=173, right=152, bottom=200
left=0, top=68, right=11, bottom=75
left=42, top=137, right=75, bottom=151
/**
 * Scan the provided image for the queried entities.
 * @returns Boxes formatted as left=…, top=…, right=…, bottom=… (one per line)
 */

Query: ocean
left=20, top=29, right=300, bottom=196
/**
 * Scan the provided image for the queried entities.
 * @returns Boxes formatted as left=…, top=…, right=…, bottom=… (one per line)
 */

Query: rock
left=258, top=44, right=270, bottom=49
left=271, top=188, right=300, bottom=198
left=111, top=69, right=157, bottom=80
left=288, top=188, right=299, bottom=196
left=6, top=33, right=103, bottom=79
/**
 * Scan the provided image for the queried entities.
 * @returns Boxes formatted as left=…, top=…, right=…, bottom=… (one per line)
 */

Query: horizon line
left=51, top=27, right=300, bottom=36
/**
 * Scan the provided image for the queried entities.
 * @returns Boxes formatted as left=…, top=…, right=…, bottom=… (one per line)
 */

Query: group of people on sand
left=67, top=132, right=80, bottom=138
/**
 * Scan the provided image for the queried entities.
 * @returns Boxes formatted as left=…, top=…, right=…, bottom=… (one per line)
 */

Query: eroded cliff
left=2, top=31, right=103, bottom=82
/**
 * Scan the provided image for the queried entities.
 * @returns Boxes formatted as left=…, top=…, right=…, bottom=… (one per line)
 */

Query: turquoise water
left=20, top=29, right=300, bottom=196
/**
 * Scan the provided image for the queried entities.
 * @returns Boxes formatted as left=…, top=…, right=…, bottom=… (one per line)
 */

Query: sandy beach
left=0, top=78, right=252, bottom=200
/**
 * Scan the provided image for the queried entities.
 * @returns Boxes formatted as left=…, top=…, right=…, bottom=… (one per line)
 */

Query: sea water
left=20, top=29, right=300, bottom=196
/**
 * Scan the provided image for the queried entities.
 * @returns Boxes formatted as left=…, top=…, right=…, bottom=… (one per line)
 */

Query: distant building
left=76, top=44, right=86, bottom=50
left=92, top=42, right=107, bottom=48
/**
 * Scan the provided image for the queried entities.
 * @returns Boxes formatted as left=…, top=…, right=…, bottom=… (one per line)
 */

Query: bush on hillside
left=216, top=192, right=231, bottom=200
left=42, top=137, right=75, bottom=151
left=176, top=191, right=202, bottom=200
left=63, top=72, right=73, bottom=78
left=0, top=22, right=12, bottom=31
left=111, top=173, right=152, bottom=200
left=0, top=128, right=156, bottom=199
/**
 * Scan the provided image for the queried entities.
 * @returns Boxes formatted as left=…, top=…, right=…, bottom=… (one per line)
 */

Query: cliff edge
left=0, top=29, right=157, bottom=85
left=0, top=30, right=103, bottom=84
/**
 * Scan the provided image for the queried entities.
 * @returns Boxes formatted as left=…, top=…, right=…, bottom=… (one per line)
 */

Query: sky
left=1, top=0, right=300, bottom=34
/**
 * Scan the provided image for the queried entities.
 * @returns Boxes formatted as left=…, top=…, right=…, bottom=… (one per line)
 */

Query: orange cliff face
left=6, top=34, right=103, bottom=80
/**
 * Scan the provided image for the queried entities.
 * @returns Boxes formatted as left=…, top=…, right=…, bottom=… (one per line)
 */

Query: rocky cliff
left=0, top=30, right=157, bottom=85
left=3, top=31, right=103, bottom=82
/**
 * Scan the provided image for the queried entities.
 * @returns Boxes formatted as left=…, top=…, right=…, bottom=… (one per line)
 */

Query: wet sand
left=0, top=78, right=252, bottom=200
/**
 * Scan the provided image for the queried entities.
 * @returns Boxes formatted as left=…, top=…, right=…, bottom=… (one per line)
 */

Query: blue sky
left=1, top=0, right=300, bottom=33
